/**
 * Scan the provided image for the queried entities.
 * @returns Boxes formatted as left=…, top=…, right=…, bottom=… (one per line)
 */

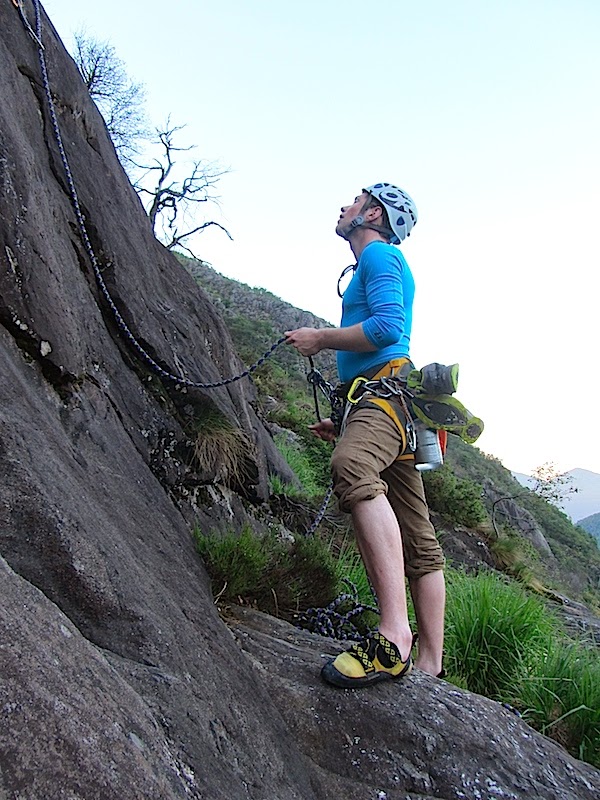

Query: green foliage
left=194, top=525, right=338, bottom=616
left=444, top=569, right=559, bottom=700
left=520, top=638, right=600, bottom=768
left=333, top=539, right=375, bottom=607
left=195, top=525, right=269, bottom=600
left=444, top=567, right=600, bottom=766
left=272, top=433, right=330, bottom=499
left=423, top=465, right=487, bottom=528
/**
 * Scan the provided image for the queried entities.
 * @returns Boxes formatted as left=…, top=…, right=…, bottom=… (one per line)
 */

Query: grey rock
left=0, top=4, right=598, bottom=800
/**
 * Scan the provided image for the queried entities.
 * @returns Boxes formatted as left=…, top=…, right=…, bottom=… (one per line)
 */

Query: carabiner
left=346, top=376, right=369, bottom=405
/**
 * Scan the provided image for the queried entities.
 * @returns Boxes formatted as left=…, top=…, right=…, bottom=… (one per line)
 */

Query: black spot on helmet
left=364, top=183, right=418, bottom=243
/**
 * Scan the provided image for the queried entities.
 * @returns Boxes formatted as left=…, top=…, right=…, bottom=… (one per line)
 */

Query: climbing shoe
left=407, top=362, right=460, bottom=396
left=321, top=631, right=415, bottom=688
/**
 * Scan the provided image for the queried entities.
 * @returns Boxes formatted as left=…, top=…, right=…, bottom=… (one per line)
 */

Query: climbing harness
left=305, top=356, right=484, bottom=468
left=19, top=0, right=286, bottom=391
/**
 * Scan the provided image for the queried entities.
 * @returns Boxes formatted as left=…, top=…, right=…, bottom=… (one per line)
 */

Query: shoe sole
left=321, top=658, right=412, bottom=689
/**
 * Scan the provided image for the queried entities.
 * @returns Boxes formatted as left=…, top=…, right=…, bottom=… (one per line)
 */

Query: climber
left=285, top=183, right=445, bottom=687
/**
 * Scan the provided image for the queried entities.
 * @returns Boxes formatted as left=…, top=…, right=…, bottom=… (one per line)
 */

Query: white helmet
left=364, top=182, right=418, bottom=244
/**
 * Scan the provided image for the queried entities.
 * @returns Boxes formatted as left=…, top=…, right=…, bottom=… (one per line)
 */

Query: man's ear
left=365, top=204, right=384, bottom=222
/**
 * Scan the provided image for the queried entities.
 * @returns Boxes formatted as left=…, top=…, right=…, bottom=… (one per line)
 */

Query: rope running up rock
left=21, top=0, right=334, bottom=534
left=27, top=0, right=285, bottom=391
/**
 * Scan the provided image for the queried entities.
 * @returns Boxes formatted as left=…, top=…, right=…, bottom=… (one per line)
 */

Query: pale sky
left=43, top=0, right=600, bottom=475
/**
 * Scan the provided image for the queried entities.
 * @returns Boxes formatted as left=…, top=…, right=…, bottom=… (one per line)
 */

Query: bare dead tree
left=70, top=34, right=229, bottom=256
left=132, top=122, right=232, bottom=256
left=72, top=31, right=148, bottom=163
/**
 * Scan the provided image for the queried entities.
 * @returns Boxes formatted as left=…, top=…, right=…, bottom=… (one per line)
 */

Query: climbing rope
left=21, top=1, right=334, bottom=536
left=26, top=0, right=285, bottom=390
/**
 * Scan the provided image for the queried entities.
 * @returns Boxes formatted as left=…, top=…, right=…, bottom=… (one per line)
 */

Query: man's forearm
left=318, top=323, right=377, bottom=352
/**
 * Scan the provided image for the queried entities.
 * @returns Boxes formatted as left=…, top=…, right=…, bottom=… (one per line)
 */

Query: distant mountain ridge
left=512, top=468, right=600, bottom=524
left=578, top=512, right=600, bottom=545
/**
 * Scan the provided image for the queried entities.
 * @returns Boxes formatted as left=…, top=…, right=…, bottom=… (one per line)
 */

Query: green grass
left=333, top=539, right=375, bottom=607
left=444, top=568, right=559, bottom=700
left=519, top=638, right=600, bottom=767
left=442, top=567, right=600, bottom=767
left=194, top=525, right=338, bottom=616
left=272, top=432, right=330, bottom=499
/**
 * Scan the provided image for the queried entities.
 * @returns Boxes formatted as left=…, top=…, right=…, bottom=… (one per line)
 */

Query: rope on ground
left=27, top=0, right=285, bottom=390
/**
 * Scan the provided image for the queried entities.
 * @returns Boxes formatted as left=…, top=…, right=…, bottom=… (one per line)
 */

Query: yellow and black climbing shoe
left=321, top=631, right=415, bottom=688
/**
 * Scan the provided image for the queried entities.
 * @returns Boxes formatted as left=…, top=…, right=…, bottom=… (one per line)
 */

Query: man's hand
left=309, top=418, right=337, bottom=442
left=285, top=327, right=324, bottom=357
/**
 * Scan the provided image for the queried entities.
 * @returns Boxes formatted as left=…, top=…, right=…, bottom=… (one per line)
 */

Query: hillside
left=183, top=258, right=600, bottom=605
left=579, top=512, right=600, bottom=544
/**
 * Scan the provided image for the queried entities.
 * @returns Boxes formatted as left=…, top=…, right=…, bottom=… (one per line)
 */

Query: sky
left=42, top=0, right=600, bottom=476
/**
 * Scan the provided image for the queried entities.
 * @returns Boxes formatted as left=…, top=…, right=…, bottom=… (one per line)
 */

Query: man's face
left=335, top=192, right=369, bottom=238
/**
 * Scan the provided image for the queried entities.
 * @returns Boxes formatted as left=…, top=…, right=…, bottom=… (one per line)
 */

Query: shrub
left=423, top=466, right=487, bottom=528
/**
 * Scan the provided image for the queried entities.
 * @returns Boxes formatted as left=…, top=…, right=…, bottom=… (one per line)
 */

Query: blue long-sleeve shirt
left=336, top=241, right=414, bottom=383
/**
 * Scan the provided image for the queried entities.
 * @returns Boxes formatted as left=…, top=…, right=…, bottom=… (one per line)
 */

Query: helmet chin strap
left=341, top=197, right=393, bottom=242
left=340, top=196, right=371, bottom=240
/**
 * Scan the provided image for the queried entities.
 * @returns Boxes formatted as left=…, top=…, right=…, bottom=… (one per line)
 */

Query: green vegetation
left=444, top=569, right=599, bottom=767
left=181, top=256, right=599, bottom=768
left=271, top=432, right=331, bottom=499
left=520, top=637, right=600, bottom=767
left=444, top=569, right=557, bottom=699
left=422, top=466, right=487, bottom=528
left=194, top=525, right=338, bottom=616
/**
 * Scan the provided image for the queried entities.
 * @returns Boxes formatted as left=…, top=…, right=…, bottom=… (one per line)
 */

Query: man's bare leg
left=351, top=493, right=414, bottom=661
left=409, top=570, right=445, bottom=676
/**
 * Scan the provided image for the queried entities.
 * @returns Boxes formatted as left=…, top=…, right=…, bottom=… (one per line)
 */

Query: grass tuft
left=444, top=568, right=558, bottom=700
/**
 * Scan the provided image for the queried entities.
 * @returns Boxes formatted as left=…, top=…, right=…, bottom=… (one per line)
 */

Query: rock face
left=483, top=480, right=555, bottom=557
left=0, top=4, right=599, bottom=799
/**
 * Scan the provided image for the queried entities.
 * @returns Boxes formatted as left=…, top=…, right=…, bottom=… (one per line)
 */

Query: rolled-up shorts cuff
left=405, top=556, right=446, bottom=580
left=335, top=477, right=388, bottom=514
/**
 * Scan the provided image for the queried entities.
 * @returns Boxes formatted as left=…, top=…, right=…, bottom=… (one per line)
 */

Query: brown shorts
left=331, top=403, right=445, bottom=579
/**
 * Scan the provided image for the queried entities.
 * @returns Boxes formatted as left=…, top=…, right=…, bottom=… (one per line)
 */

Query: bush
left=423, top=466, right=487, bottom=528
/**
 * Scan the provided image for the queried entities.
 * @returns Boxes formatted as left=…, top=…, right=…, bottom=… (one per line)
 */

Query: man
left=285, top=182, right=445, bottom=688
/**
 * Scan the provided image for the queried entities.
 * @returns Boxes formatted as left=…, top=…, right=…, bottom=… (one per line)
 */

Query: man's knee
left=331, top=448, right=387, bottom=513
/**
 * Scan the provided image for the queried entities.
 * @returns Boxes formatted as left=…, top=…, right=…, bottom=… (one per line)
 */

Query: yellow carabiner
left=346, top=376, right=369, bottom=405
